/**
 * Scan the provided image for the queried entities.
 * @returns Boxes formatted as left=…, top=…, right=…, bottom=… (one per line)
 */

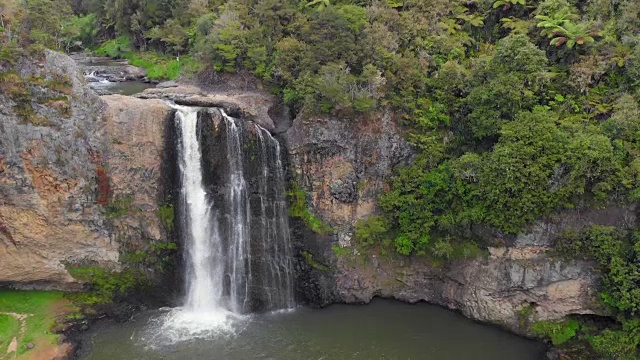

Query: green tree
left=464, top=35, right=549, bottom=140
left=22, top=0, right=73, bottom=50
left=535, top=9, right=579, bottom=37
left=481, top=109, right=619, bottom=232
left=60, top=13, right=98, bottom=50
left=536, top=12, right=598, bottom=49
left=493, top=0, right=526, bottom=11
left=148, top=19, right=188, bottom=55
left=549, top=22, right=597, bottom=49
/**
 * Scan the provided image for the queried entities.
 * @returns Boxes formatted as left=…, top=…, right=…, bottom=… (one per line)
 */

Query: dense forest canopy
left=2, top=0, right=640, bottom=357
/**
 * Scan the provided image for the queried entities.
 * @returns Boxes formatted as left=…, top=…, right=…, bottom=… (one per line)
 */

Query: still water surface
left=78, top=299, right=546, bottom=360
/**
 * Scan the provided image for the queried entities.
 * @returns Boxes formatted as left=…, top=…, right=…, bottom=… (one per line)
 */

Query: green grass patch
left=331, top=244, right=351, bottom=257
left=517, top=303, right=535, bottom=327
left=125, top=53, right=199, bottom=80
left=0, top=290, right=65, bottom=355
left=287, top=183, right=332, bottom=235
left=157, top=202, right=175, bottom=231
left=95, top=37, right=199, bottom=80
left=105, top=196, right=134, bottom=219
left=0, top=314, right=20, bottom=354
left=94, top=35, right=134, bottom=58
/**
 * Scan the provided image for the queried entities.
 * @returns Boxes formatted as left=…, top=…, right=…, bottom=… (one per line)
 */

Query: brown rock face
left=0, top=52, right=174, bottom=291
left=100, top=95, right=174, bottom=257
left=0, top=51, right=118, bottom=290
left=285, top=112, right=412, bottom=305
left=334, top=242, right=602, bottom=334
left=287, top=112, right=411, bottom=237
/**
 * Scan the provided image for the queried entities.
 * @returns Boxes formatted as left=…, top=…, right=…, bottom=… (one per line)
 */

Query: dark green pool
left=77, top=299, right=546, bottom=360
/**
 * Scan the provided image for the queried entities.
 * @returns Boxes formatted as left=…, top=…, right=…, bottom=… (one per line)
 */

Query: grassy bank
left=0, top=290, right=69, bottom=357
left=95, top=36, right=199, bottom=81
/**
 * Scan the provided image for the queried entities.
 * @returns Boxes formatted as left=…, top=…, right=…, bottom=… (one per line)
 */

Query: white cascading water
left=178, top=106, right=223, bottom=312
left=145, top=105, right=294, bottom=346
left=254, top=128, right=295, bottom=309
left=150, top=105, right=239, bottom=344
left=219, top=109, right=295, bottom=312
left=220, top=110, right=251, bottom=314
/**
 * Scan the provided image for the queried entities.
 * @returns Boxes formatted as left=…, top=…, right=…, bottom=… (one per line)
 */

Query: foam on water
left=140, top=307, right=248, bottom=347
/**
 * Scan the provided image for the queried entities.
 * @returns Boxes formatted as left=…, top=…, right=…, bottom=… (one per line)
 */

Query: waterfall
left=176, top=106, right=223, bottom=313
left=220, top=110, right=251, bottom=313
left=253, top=124, right=295, bottom=310
left=173, top=105, right=294, bottom=318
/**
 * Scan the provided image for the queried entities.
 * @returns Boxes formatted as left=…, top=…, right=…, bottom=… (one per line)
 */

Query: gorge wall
left=286, top=111, right=633, bottom=334
left=0, top=50, right=173, bottom=290
left=0, top=50, right=118, bottom=290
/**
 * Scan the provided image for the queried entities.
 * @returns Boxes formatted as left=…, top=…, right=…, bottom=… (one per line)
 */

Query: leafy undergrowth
left=531, top=319, right=580, bottom=346
left=126, top=52, right=198, bottom=80
left=94, top=36, right=199, bottom=80
left=0, top=290, right=68, bottom=357
left=287, top=183, right=332, bottom=235
left=66, top=266, right=146, bottom=315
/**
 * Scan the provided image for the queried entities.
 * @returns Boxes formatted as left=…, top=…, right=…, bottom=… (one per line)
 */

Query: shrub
left=589, top=319, right=640, bottom=360
left=158, top=203, right=175, bottom=230
left=66, top=266, right=145, bottom=312
left=354, top=215, right=390, bottom=247
left=301, top=251, right=330, bottom=271
left=531, top=319, right=580, bottom=345
left=95, top=36, right=134, bottom=58
left=105, top=196, right=133, bottom=219
left=287, top=183, right=331, bottom=235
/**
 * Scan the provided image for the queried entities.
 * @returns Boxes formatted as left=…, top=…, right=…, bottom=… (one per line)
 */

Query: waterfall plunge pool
left=76, top=299, right=546, bottom=360
left=76, top=107, right=544, bottom=359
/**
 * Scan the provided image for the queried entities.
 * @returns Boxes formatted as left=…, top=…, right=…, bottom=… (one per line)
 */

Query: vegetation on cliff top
left=95, top=36, right=199, bottom=80
left=4, top=2, right=639, bottom=253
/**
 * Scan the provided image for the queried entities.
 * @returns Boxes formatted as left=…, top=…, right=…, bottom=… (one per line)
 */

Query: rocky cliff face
left=0, top=50, right=119, bottom=289
left=285, top=111, right=628, bottom=334
left=285, top=112, right=412, bottom=305
left=331, top=206, right=635, bottom=332
left=0, top=51, right=173, bottom=290
left=99, top=95, right=173, bottom=269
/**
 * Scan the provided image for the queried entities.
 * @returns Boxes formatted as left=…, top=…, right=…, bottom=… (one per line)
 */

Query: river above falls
left=87, top=79, right=155, bottom=96
left=77, top=299, right=546, bottom=360
left=71, top=53, right=156, bottom=96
